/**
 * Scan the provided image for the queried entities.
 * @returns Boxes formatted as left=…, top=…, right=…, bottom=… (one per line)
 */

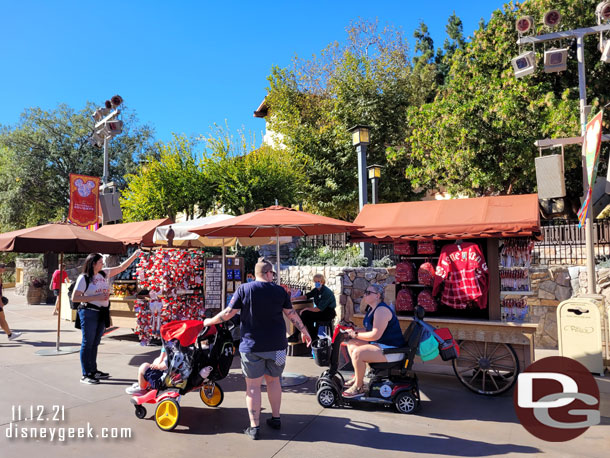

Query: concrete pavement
left=0, top=287, right=608, bottom=458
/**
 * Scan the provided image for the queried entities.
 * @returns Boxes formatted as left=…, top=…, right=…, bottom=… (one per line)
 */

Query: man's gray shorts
left=240, top=349, right=287, bottom=378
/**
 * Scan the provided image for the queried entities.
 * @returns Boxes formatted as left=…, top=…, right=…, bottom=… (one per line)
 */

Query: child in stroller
left=130, top=319, right=235, bottom=431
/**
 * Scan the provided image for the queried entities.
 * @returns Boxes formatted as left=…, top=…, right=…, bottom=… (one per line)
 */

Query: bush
left=372, top=255, right=394, bottom=268
left=292, top=244, right=368, bottom=267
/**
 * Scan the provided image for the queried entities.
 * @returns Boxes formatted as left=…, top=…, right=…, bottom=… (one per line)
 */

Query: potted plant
left=26, top=274, right=47, bottom=304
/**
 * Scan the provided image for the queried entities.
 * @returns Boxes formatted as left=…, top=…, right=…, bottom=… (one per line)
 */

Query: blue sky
left=0, top=1, right=507, bottom=147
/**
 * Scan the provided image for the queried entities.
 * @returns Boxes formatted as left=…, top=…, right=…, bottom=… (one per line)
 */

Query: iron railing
left=534, top=219, right=610, bottom=265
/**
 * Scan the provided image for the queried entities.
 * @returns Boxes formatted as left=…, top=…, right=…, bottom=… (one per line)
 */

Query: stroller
left=130, top=319, right=235, bottom=431
left=313, top=306, right=459, bottom=414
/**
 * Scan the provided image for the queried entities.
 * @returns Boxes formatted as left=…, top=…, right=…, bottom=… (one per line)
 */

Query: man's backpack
left=68, top=275, right=91, bottom=310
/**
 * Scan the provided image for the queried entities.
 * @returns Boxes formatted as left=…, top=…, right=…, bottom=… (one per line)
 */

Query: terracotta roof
left=351, top=194, right=541, bottom=242
left=96, top=218, right=173, bottom=246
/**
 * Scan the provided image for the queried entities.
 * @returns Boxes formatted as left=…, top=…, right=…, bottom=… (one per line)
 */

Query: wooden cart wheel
left=452, top=340, right=519, bottom=396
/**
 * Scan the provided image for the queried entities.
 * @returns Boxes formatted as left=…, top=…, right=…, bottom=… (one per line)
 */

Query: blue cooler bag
left=417, top=328, right=439, bottom=361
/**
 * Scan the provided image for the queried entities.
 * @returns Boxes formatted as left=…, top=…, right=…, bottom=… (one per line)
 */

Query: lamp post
left=367, top=164, right=383, bottom=204
left=516, top=6, right=610, bottom=294
left=349, top=125, right=372, bottom=263
left=349, top=125, right=370, bottom=210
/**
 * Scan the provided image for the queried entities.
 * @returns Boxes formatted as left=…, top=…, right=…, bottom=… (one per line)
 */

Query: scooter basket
left=434, top=327, right=460, bottom=361
left=439, top=340, right=459, bottom=361
left=312, top=338, right=331, bottom=367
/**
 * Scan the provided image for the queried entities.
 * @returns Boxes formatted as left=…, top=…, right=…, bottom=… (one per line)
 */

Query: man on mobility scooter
left=313, top=284, right=459, bottom=414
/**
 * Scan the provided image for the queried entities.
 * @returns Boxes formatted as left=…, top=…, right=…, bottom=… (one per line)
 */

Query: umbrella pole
left=276, top=227, right=280, bottom=285
left=222, top=241, right=226, bottom=309
left=56, top=253, right=63, bottom=352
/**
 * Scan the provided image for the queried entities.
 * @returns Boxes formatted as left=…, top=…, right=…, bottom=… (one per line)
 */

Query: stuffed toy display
left=134, top=249, right=206, bottom=345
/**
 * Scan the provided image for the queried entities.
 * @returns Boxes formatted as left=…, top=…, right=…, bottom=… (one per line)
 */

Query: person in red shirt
left=52, top=268, right=69, bottom=315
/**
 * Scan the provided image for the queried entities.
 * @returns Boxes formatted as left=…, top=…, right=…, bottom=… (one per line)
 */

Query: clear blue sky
left=0, top=1, right=506, bottom=147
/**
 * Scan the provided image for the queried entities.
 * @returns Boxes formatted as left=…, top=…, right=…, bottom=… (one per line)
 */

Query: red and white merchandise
left=432, top=242, right=489, bottom=309
left=395, top=261, right=416, bottom=283
left=417, top=240, right=436, bottom=255
left=394, top=242, right=415, bottom=255
left=396, top=288, right=414, bottom=312
left=417, top=289, right=438, bottom=312
left=135, top=249, right=206, bottom=345
left=418, top=262, right=436, bottom=287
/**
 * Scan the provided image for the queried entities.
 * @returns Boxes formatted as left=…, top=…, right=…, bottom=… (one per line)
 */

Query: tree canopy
left=392, top=0, right=610, bottom=208
left=265, top=19, right=436, bottom=221
left=0, top=103, right=155, bottom=230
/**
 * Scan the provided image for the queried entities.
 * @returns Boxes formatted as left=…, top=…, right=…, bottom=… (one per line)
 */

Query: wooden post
left=487, top=238, right=501, bottom=321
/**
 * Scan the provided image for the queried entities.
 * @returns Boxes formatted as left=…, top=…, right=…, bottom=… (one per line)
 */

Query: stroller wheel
left=394, top=391, right=418, bottom=414
left=155, top=399, right=180, bottom=431
left=316, top=386, right=337, bottom=408
left=200, top=383, right=224, bottom=407
left=134, top=405, right=147, bottom=419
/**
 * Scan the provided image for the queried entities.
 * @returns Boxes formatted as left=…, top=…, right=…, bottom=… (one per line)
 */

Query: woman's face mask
left=314, top=281, right=321, bottom=288
left=247, top=277, right=254, bottom=283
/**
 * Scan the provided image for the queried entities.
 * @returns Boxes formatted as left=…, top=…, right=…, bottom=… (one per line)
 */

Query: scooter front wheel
left=316, top=386, right=337, bottom=408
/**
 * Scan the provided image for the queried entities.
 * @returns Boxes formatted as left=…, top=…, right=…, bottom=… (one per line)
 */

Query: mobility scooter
left=313, top=306, right=458, bottom=414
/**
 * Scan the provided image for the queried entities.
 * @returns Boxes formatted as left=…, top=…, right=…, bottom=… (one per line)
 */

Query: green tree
left=0, top=103, right=155, bottom=230
left=265, top=19, right=436, bottom=221
left=201, top=126, right=308, bottom=214
left=121, top=135, right=210, bottom=221
left=391, top=0, right=609, bottom=205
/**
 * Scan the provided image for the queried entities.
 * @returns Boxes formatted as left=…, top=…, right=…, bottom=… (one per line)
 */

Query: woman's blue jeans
left=79, top=308, right=105, bottom=376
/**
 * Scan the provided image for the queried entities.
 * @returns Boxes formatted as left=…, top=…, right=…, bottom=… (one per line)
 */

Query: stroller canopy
left=161, top=320, right=204, bottom=347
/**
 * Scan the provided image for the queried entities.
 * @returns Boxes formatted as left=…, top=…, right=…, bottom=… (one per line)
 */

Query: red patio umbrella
left=189, top=206, right=361, bottom=282
left=0, top=223, right=125, bottom=355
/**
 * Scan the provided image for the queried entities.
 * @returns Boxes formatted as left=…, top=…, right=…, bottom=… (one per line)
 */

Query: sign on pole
left=68, top=173, right=100, bottom=227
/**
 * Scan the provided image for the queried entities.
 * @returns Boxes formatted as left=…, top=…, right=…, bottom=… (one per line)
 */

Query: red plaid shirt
left=432, top=242, right=488, bottom=309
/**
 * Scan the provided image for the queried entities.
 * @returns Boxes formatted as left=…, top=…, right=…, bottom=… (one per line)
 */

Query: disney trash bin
left=557, top=297, right=604, bottom=375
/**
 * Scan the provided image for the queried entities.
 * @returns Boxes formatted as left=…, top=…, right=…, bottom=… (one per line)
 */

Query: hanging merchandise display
left=432, top=242, right=489, bottom=310
left=393, top=242, right=415, bottom=255
left=134, top=249, right=206, bottom=345
left=499, top=238, right=534, bottom=268
left=417, top=289, right=438, bottom=312
left=418, top=262, right=436, bottom=287
left=396, top=261, right=416, bottom=283
left=501, top=297, right=530, bottom=322
left=396, top=288, right=414, bottom=312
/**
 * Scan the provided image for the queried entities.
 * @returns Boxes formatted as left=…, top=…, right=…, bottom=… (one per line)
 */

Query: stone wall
left=527, top=267, right=572, bottom=349
left=15, top=258, right=46, bottom=296
left=282, top=265, right=392, bottom=323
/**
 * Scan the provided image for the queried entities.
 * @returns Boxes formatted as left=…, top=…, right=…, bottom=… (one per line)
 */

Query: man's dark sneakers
left=93, top=370, right=110, bottom=379
left=80, top=375, right=100, bottom=385
left=266, top=417, right=281, bottom=430
left=243, top=426, right=260, bottom=440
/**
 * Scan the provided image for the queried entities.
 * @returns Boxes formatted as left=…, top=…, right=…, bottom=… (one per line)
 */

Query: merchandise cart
left=351, top=194, right=541, bottom=396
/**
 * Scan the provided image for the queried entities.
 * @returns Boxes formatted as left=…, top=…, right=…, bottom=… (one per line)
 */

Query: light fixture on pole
left=349, top=124, right=372, bottom=264
left=349, top=125, right=370, bottom=211
left=367, top=164, right=383, bottom=204
left=544, top=47, right=569, bottom=72
left=543, top=10, right=562, bottom=28
left=512, top=51, right=537, bottom=78
left=596, top=1, right=610, bottom=23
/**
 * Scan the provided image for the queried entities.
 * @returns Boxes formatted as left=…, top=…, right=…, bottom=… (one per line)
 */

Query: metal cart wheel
left=452, top=340, right=519, bottom=396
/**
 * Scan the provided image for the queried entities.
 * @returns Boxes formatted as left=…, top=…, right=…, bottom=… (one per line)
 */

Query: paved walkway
left=0, top=288, right=608, bottom=458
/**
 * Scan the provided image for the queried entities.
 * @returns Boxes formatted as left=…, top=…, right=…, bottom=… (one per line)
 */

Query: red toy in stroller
left=130, top=319, right=235, bottom=431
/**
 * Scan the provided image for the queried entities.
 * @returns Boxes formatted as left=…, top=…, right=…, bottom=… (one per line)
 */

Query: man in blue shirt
left=204, top=258, right=311, bottom=440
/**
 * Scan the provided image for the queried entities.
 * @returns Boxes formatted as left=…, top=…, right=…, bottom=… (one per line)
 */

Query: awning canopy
left=351, top=194, right=541, bottom=242
left=96, top=218, right=173, bottom=246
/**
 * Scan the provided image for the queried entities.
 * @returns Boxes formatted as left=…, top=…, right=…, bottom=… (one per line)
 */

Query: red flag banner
left=68, top=174, right=100, bottom=227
